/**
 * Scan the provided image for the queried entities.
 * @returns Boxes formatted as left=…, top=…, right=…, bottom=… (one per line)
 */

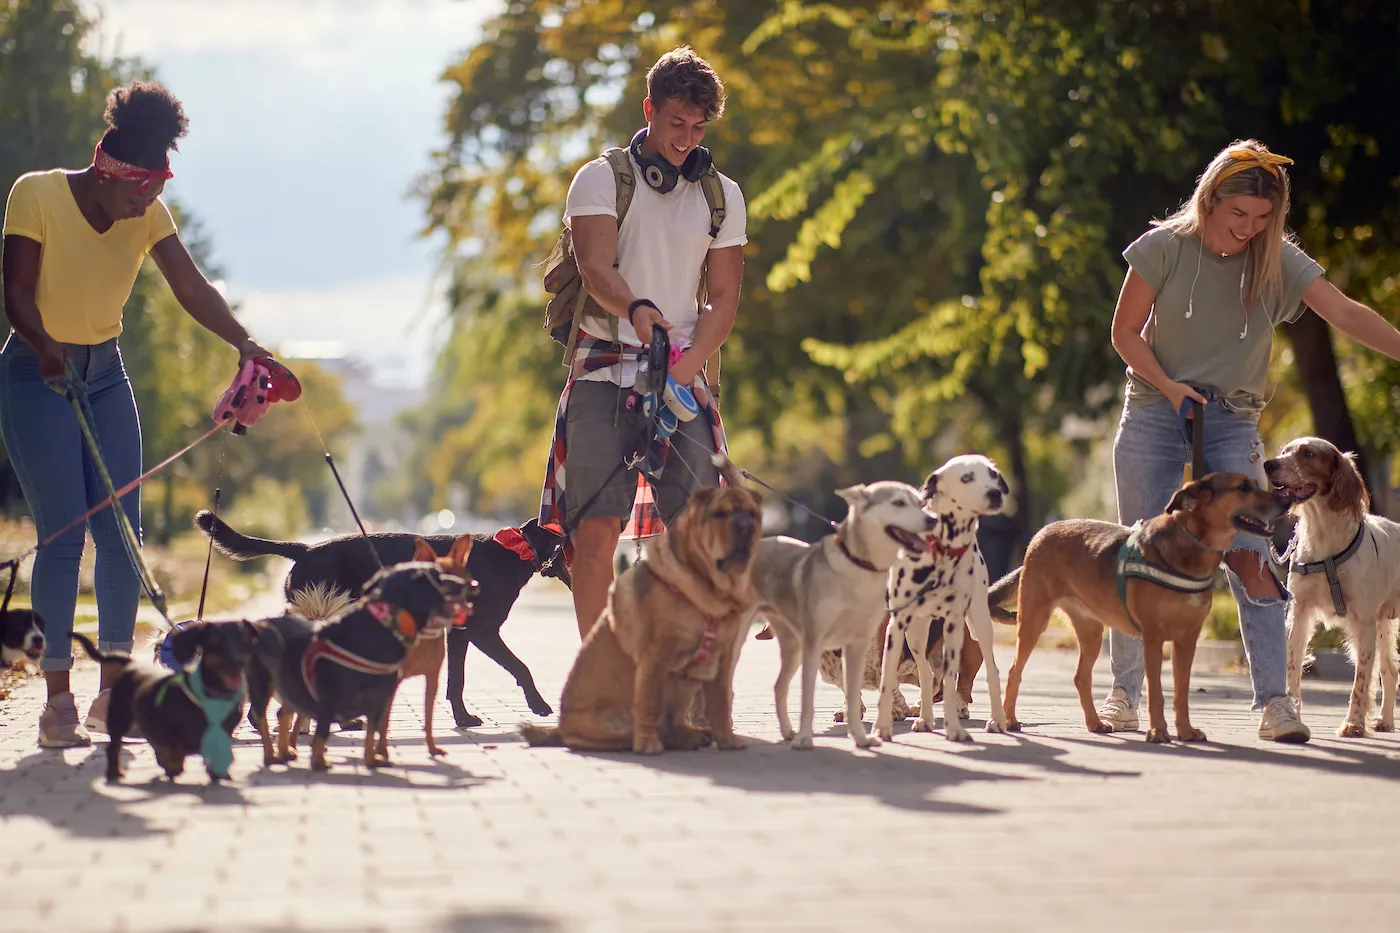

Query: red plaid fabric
left=539, top=335, right=728, bottom=549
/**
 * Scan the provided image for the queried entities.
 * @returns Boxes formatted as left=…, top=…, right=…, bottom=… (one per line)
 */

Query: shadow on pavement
left=0, top=746, right=246, bottom=839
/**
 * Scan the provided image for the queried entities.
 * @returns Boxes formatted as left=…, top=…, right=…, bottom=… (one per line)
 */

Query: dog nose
left=987, top=490, right=1003, bottom=509
left=1263, top=458, right=1278, bottom=472
left=731, top=512, right=755, bottom=538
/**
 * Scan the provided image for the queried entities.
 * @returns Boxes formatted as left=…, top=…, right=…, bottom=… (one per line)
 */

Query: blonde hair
left=1156, top=139, right=1293, bottom=307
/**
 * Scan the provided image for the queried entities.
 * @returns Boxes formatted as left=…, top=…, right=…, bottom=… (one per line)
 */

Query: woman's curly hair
left=100, top=80, right=189, bottom=170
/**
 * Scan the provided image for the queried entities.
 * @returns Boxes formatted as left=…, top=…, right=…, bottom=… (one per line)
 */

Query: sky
left=91, top=0, right=502, bottom=387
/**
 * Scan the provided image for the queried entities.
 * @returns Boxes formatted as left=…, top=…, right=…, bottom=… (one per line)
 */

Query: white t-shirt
left=563, top=150, right=747, bottom=386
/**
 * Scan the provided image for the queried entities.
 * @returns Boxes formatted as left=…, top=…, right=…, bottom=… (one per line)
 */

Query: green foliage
left=411, top=0, right=1400, bottom=528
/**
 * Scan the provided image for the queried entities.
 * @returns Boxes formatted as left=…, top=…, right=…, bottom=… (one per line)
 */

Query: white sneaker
left=38, top=692, right=92, bottom=748
left=1258, top=695, right=1310, bottom=744
left=1097, top=686, right=1139, bottom=732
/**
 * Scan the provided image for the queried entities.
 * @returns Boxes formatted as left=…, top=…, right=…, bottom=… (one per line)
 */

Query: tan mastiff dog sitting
left=520, top=456, right=763, bottom=754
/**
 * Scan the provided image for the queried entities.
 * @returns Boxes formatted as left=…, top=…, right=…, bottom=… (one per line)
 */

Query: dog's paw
left=311, top=758, right=331, bottom=772
left=957, top=702, right=971, bottom=720
left=1177, top=726, right=1207, bottom=742
left=1087, top=718, right=1114, bottom=735
left=1372, top=718, right=1394, bottom=733
left=832, top=709, right=845, bottom=723
left=853, top=732, right=881, bottom=749
left=453, top=710, right=484, bottom=729
left=945, top=725, right=972, bottom=742
left=985, top=717, right=1007, bottom=734
left=528, top=699, right=554, bottom=717
left=911, top=717, right=933, bottom=733
left=715, top=734, right=747, bottom=751
left=1006, top=718, right=1023, bottom=733
left=789, top=733, right=814, bottom=751
left=779, top=724, right=796, bottom=742
left=1338, top=721, right=1368, bottom=738
left=428, top=743, right=448, bottom=757
left=1146, top=727, right=1172, bottom=744
left=633, top=735, right=664, bottom=755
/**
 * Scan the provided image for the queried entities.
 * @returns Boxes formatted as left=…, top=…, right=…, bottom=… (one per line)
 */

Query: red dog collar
left=494, top=527, right=537, bottom=564
left=925, top=536, right=971, bottom=563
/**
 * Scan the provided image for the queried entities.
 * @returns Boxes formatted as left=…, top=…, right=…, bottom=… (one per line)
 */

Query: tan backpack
left=542, top=147, right=728, bottom=389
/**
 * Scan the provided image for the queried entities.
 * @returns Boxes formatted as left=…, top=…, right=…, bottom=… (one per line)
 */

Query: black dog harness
left=1286, top=521, right=1367, bottom=618
left=1115, top=522, right=1216, bottom=633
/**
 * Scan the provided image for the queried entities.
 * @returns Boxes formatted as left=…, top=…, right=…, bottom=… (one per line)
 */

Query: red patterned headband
left=93, top=141, right=173, bottom=194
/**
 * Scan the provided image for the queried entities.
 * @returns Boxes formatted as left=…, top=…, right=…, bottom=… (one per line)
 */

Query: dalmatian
left=874, top=454, right=1010, bottom=742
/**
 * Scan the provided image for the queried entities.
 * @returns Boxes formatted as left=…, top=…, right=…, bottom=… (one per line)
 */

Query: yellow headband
left=1215, top=148, right=1294, bottom=187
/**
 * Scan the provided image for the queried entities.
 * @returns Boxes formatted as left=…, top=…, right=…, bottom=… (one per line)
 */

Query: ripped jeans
left=1110, top=393, right=1286, bottom=710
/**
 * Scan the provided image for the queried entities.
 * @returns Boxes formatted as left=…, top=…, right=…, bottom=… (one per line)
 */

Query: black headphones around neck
left=629, top=128, right=711, bottom=194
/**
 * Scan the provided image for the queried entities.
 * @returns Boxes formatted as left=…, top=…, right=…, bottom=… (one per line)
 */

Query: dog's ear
left=239, top=619, right=259, bottom=651
left=169, top=621, right=208, bottom=664
left=837, top=485, right=871, bottom=510
left=447, top=534, right=474, bottom=568
left=1326, top=448, right=1369, bottom=520
left=1165, top=477, right=1215, bottom=514
left=920, top=473, right=938, bottom=502
left=995, top=471, right=1009, bottom=495
left=411, top=537, right=436, bottom=563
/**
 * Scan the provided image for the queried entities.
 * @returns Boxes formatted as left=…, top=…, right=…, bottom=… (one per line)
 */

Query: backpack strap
left=696, top=166, right=727, bottom=394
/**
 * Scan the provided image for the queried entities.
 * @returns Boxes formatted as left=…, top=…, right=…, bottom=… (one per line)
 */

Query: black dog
left=71, top=623, right=256, bottom=784
left=196, top=512, right=569, bottom=728
left=246, top=560, right=472, bottom=771
left=2, top=608, right=45, bottom=665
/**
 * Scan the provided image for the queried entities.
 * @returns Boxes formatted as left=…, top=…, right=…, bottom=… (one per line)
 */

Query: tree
left=413, top=0, right=1400, bottom=532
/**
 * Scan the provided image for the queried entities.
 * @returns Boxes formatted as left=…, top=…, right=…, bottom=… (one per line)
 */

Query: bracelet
left=627, top=299, right=658, bottom=330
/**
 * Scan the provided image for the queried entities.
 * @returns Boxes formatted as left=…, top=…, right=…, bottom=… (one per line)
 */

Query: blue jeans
left=1110, top=393, right=1286, bottom=710
left=0, top=335, right=142, bottom=671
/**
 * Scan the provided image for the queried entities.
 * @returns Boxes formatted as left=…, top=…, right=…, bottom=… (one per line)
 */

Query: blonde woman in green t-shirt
left=1103, top=140, right=1400, bottom=743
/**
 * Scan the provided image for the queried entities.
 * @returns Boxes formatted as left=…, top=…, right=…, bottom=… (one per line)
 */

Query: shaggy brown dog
left=990, top=473, right=1290, bottom=743
left=520, top=458, right=763, bottom=754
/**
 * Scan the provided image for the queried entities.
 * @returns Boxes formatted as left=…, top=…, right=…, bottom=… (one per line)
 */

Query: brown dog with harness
left=989, top=472, right=1290, bottom=742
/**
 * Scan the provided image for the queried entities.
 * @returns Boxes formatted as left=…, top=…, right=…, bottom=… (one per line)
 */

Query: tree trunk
left=1282, top=310, right=1370, bottom=487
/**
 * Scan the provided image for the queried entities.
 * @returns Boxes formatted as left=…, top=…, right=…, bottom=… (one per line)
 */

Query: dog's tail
left=194, top=510, right=309, bottom=562
left=517, top=723, right=565, bottom=747
left=987, top=566, right=1022, bottom=624
left=70, top=632, right=132, bottom=667
left=289, top=582, right=356, bottom=621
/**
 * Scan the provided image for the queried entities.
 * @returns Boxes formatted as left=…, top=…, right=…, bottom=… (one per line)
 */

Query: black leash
left=1191, top=398, right=1205, bottom=481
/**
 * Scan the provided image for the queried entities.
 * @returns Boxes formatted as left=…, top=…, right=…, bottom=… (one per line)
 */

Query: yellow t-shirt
left=2, top=168, right=177, bottom=345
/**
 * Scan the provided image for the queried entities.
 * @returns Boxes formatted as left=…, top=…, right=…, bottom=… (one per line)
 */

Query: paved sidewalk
left=1, top=579, right=1398, bottom=933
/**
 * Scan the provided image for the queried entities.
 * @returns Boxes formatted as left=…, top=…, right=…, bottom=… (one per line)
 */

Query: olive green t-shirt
left=1122, top=226, right=1323, bottom=413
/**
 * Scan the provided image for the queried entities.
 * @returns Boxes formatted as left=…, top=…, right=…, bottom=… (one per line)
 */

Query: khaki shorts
left=564, top=381, right=719, bottom=526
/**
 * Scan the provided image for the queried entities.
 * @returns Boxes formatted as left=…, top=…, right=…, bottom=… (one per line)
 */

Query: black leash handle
left=1191, top=399, right=1205, bottom=481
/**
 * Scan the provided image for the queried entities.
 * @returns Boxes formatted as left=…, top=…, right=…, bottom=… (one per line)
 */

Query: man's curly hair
left=646, top=47, right=726, bottom=122
left=100, top=80, right=189, bottom=170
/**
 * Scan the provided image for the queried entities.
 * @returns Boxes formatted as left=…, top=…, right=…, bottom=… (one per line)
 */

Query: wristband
left=627, top=299, right=659, bottom=331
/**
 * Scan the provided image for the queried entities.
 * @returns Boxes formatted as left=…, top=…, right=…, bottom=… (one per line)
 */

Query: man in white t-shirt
left=541, top=47, right=748, bottom=639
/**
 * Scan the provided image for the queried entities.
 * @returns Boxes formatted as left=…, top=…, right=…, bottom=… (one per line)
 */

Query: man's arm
left=672, top=244, right=743, bottom=386
left=572, top=214, right=669, bottom=335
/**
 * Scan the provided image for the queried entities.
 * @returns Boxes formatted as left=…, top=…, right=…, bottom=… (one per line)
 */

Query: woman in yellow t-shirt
left=0, top=81, right=269, bottom=748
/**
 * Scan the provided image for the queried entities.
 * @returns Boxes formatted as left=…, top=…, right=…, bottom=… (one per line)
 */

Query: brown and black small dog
left=375, top=535, right=476, bottom=760
left=71, top=623, right=257, bottom=783
left=989, top=473, right=1290, bottom=743
left=2, top=607, right=45, bottom=666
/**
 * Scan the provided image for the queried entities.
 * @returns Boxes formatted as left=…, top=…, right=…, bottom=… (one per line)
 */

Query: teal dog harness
left=1115, top=522, right=1216, bottom=633
left=156, top=665, right=245, bottom=779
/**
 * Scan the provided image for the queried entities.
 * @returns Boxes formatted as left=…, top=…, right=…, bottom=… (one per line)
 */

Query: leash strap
left=1, top=559, right=17, bottom=613
left=1115, top=523, right=1216, bottom=633
left=1289, top=521, right=1366, bottom=617
left=197, top=432, right=228, bottom=623
left=59, top=365, right=169, bottom=623
left=1177, top=397, right=1207, bottom=481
